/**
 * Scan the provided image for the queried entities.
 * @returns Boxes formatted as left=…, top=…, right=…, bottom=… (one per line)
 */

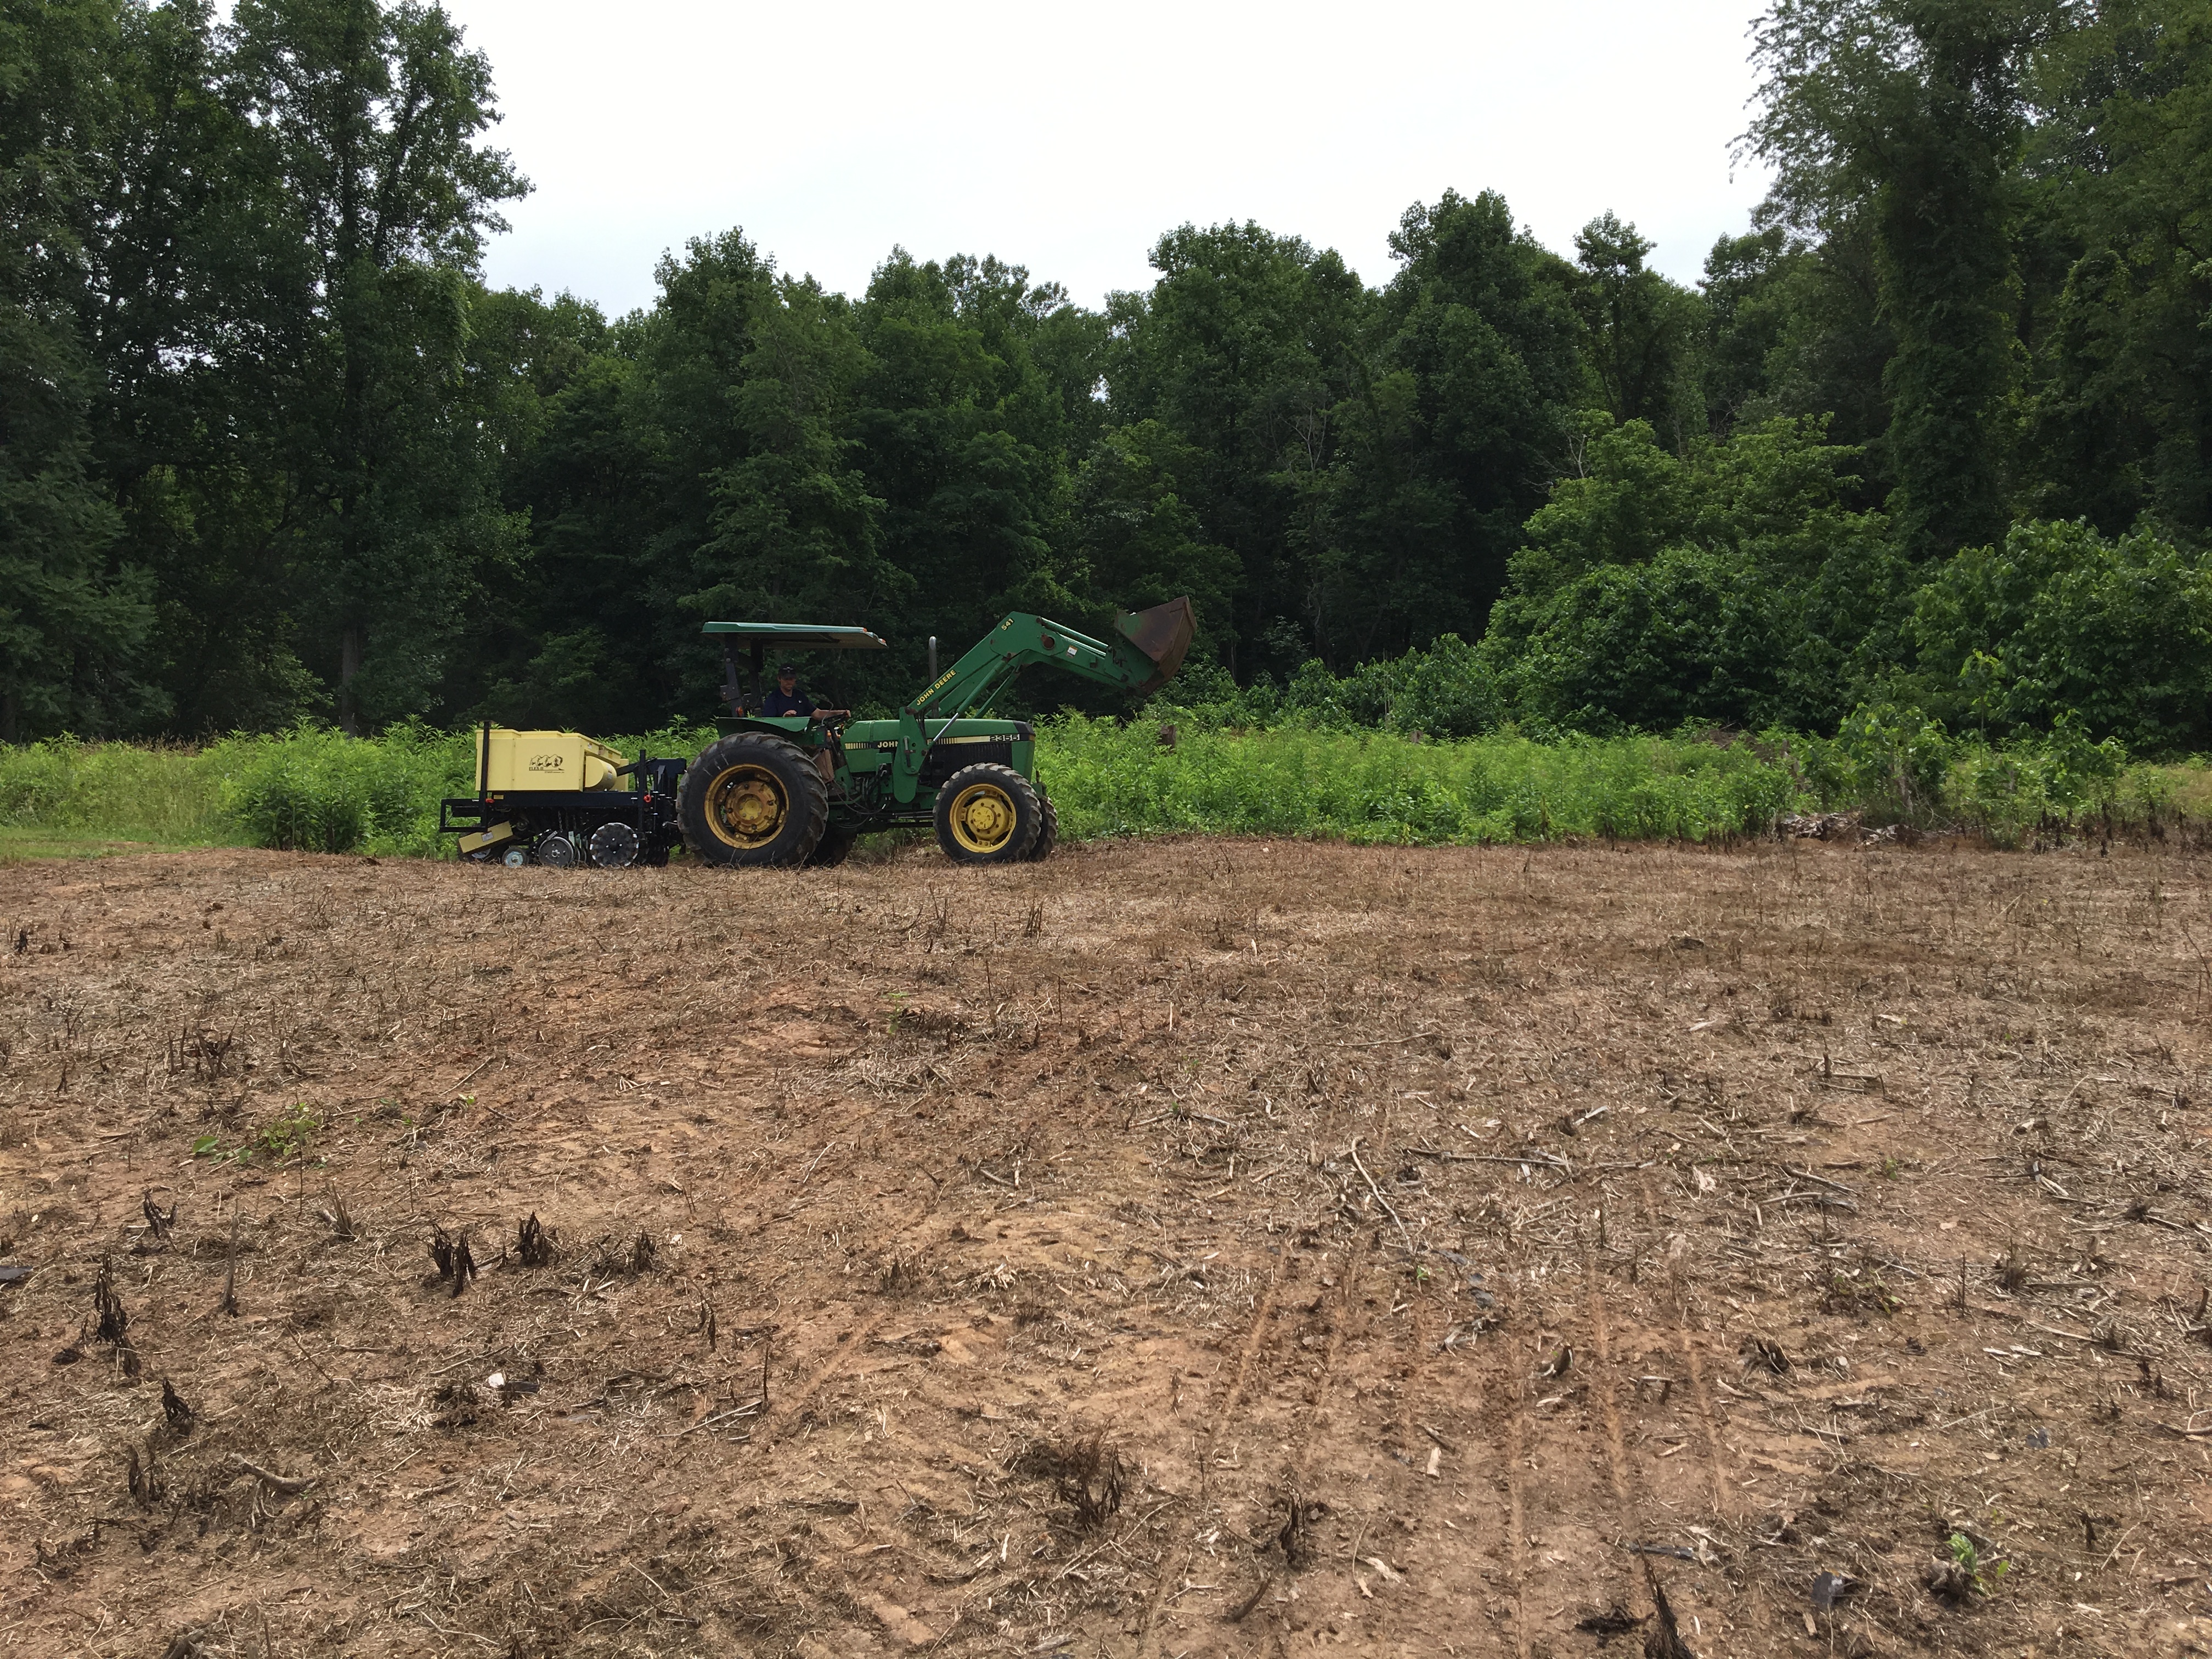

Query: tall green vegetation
left=3, top=0, right=2210, bottom=757
left=1321, top=191, right=1588, bottom=665
left=7, top=721, right=2194, bottom=858
left=222, top=0, right=528, bottom=732
left=1, top=0, right=151, bottom=742
left=1749, top=0, right=2052, bottom=558
left=2024, top=0, right=2212, bottom=537
left=5, top=0, right=524, bottom=740
left=1482, top=414, right=1904, bottom=735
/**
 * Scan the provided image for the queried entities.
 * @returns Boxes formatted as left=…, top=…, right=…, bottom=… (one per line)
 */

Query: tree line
left=5, top=0, right=2209, bottom=749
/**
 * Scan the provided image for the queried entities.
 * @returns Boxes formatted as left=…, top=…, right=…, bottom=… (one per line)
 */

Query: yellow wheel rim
left=949, top=781, right=1019, bottom=854
left=704, top=764, right=787, bottom=849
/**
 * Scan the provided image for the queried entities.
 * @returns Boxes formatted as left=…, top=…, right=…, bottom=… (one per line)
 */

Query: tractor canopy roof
left=701, top=622, right=888, bottom=651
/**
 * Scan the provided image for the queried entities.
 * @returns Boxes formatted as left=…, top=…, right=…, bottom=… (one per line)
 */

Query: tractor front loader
left=681, top=596, right=1194, bottom=867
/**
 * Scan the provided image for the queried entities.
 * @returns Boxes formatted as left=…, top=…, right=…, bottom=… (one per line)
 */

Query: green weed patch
left=191, top=1102, right=322, bottom=1166
left=2, top=717, right=2204, bottom=856
left=1036, top=719, right=1797, bottom=844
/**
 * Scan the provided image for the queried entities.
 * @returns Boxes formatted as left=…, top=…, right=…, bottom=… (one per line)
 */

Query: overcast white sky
left=445, top=0, right=1776, bottom=317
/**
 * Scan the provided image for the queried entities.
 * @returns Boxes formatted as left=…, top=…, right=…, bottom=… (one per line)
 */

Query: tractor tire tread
left=1022, top=791, right=1059, bottom=861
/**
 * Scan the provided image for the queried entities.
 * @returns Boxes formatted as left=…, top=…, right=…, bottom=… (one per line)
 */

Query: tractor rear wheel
left=1022, top=792, right=1059, bottom=861
left=680, top=732, right=828, bottom=867
left=934, top=764, right=1041, bottom=864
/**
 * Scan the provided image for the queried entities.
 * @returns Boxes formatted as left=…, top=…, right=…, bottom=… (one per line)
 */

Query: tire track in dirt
left=1499, top=1246, right=1600, bottom=1658
left=1133, top=1100, right=1373, bottom=1657
left=1391, top=1251, right=1447, bottom=1499
left=1127, top=1107, right=1331, bottom=1658
left=1268, top=1110, right=1518, bottom=1656
left=753, top=1308, right=890, bottom=1443
left=735, top=1119, right=958, bottom=1452
left=1346, top=1157, right=1518, bottom=1658
left=1640, top=1172, right=1733, bottom=1516
left=1334, top=1131, right=1533, bottom=1657
left=1583, top=1252, right=1631, bottom=1507
left=1274, top=1119, right=1442, bottom=1654
left=1500, top=1331, right=1533, bottom=1659
left=1194, top=1234, right=1293, bottom=1498
left=1281, top=1240, right=1373, bottom=1492
left=1128, top=1226, right=1293, bottom=1656
left=1282, top=1108, right=1399, bottom=1502
left=1397, top=1279, right=1482, bottom=1599
left=1578, top=1223, right=1674, bottom=1639
left=728, top=1150, right=979, bottom=1651
left=1581, top=1200, right=1730, bottom=1635
left=1449, top=1189, right=1643, bottom=1655
left=1124, top=1256, right=1291, bottom=1659
left=742, top=1152, right=926, bottom=1452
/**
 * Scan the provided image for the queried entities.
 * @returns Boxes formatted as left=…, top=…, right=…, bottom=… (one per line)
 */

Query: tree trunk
left=334, top=5, right=369, bottom=740
left=338, top=625, right=362, bottom=736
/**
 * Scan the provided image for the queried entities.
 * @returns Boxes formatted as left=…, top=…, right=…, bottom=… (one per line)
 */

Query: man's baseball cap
left=776, top=662, right=798, bottom=675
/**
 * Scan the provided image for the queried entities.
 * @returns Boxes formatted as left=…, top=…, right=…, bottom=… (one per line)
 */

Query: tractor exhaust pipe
left=928, top=636, right=938, bottom=681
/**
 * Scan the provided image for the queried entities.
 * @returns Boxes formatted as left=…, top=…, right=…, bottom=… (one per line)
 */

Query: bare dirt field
left=4, top=838, right=2211, bottom=1659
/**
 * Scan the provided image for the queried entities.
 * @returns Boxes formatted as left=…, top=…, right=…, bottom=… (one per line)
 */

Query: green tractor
left=689, top=597, right=1193, bottom=867
left=439, top=598, right=1193, bottom=869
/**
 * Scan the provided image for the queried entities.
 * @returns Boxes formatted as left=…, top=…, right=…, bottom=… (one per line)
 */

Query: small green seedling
left=1822, top=1270, right=1901, bottom=1316
left=1949, top=1532, right=2008, bottom=1594
left=192, top=1102, right=321, bottom=1166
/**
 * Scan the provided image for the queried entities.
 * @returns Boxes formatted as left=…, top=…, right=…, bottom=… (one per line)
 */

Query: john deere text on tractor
left=438, top=597, right=1193, bottom=869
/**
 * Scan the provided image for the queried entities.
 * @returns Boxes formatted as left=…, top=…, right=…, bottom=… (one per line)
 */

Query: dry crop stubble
left=0, top=840, right=2209, bottom=1657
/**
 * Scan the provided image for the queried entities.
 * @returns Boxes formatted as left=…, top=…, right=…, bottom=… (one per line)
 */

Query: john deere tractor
left=439, top=597, right=1193, bottom=869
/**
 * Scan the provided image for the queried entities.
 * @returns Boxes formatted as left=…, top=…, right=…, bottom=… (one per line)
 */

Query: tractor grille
left=919, top=736, right=1013, bottom=787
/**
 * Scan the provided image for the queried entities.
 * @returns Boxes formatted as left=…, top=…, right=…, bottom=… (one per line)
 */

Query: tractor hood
left=1116, top=597, right=1196, bottom=693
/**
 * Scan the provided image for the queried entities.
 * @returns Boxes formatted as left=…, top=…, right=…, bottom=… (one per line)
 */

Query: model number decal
left=528, top=754, right=566, bottom=772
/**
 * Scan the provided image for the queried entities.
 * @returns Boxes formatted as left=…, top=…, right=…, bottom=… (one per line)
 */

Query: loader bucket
left=1115, top=596, right=1197, bottom=693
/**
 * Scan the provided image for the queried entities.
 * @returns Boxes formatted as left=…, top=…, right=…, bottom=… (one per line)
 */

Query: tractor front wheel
left=934, top=764, right=1042, bottom=864
left=680, top=733, right=828, bottom=867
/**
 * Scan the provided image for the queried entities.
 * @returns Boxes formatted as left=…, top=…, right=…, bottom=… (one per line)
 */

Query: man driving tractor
left=759, top=662, right=849, bottom=783
left=758, top=662, right=847, bottom=721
